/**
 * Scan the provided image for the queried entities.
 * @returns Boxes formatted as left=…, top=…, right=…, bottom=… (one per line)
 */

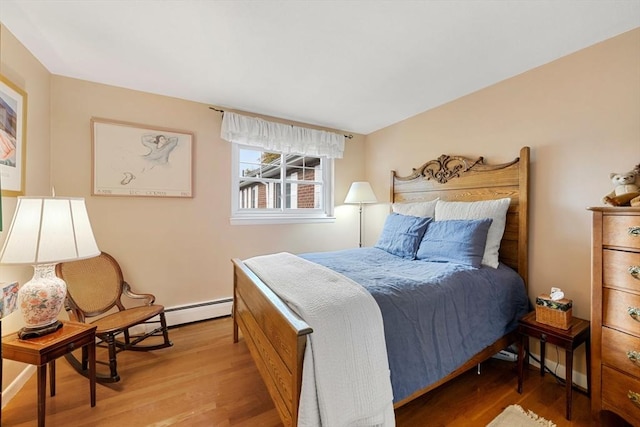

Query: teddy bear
left=602, top=164, right=640, bottom=207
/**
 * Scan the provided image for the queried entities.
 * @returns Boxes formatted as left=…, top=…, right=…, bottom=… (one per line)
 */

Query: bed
left=232, top=146, right=530, bottom=426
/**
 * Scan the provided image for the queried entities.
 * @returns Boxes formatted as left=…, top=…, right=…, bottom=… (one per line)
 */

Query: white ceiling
left=1, top=1, right=638, bottom=134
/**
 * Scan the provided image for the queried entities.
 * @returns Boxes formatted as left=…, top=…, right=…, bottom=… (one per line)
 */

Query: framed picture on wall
left=92, top=118, right=194, bottom=198
left=0, top=74, right=27, bottom=197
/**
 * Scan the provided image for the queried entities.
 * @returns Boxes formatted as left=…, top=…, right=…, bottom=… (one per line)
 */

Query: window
left=231, top=144, right=334, bottom=224
left=221, top=111, right=343, bottom=224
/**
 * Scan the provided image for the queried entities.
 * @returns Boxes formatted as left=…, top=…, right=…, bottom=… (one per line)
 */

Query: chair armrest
left=64, top=298, right=84, bottom=322
left=122, top=282, right=156, bottom=305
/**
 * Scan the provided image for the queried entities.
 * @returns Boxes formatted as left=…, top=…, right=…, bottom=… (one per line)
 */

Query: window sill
left=230, top=215, right=336, bottom=225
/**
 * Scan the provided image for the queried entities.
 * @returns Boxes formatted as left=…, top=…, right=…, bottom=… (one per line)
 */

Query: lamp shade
left=0, top=197, right=100, bottom=265
left=344, top=182, right=377, bottom=204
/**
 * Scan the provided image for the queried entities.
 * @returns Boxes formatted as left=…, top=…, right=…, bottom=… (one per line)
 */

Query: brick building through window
left=239, top=155, right=321, bottom=210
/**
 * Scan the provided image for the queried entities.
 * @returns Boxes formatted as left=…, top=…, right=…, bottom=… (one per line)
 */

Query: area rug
left=486, top=404, right=556, bottom=427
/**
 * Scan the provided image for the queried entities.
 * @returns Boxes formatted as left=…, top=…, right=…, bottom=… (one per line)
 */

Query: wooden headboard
left=391, top=146, right=530, bottom=288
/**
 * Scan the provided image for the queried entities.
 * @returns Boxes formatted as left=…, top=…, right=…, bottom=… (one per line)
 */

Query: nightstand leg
left=88, top=340, right=96, bottom=407
left=540, top=337, right=546, bottom=376
left=37, top=364, right=46, bottom=427
left=49, top=360, right=56, bottom=396
left=517, top=334, right=528, bottom=393
left=565, top=349, right=573, bottom=420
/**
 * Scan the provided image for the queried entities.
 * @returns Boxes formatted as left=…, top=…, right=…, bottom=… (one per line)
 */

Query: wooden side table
left=2, top=320, right=97, bottom=427
left=517, top=311, right=591, bottom=421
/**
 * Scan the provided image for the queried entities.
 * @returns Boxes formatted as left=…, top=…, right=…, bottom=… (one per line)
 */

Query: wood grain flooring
left=0, top=316, right=626, bottom=426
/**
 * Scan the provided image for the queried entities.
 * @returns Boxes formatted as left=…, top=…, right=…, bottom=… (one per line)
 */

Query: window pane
left=239, top=148, right=282, bottom=179
left=238, top=180, right=282, bottom=209
left=285, top=183, right=322, bottom=209
left=284, top=155, right=321, bottom=181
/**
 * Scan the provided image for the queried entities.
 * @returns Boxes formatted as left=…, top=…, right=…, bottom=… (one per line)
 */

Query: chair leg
left=124, top=329, right=131, bottom=346
left=160, top=312, right=171, bottom=346
left=64, top=350, right=120, bottom=383
left=105, top=333, right=119, bottom=382
left=123, top=313, right=173, bottom=351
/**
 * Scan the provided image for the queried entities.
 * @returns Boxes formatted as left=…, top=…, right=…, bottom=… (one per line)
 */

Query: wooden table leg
left=37, top=364, right=46, bottom=427
left=540, top=335, right=546, bottom=376
left=49, top=360, right=56, bottom=397
left=88, top=340, right=96, bottom=407
left=565, top=349, right=573, bottom=420
left=517, top=334, right=527, bottom=393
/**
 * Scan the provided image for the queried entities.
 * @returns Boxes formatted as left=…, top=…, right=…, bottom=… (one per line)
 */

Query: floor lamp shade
left=344, top=182, right=377, bottom=247
left=344, top=182, right=377, bottom=204
left=0, top=197, right=100, bottom=338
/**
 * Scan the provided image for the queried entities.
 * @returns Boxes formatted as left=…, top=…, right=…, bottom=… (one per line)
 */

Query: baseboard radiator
left=163, top=297, right=233, bottom=327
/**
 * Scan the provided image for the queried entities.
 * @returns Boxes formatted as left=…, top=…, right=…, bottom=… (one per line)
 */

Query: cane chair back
left=60, top=253, right=125, bottom=320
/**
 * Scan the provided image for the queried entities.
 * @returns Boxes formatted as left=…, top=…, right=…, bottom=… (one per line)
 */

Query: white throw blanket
left=244, top=252, right=395, bottom=427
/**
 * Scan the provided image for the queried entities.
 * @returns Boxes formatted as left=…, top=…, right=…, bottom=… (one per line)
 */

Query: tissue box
left=535, top=294, right=573, bottom=329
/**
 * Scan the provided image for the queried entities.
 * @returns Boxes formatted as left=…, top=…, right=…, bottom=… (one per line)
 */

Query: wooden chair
left=56, top=252, right=173, bottom=383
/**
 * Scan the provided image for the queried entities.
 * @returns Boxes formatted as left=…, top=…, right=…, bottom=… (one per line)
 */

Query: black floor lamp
left=344, top=181, right=377, bottom=247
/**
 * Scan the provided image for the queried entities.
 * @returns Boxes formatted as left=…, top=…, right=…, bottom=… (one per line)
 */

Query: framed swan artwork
left=91, top=118, right=194, bottom=198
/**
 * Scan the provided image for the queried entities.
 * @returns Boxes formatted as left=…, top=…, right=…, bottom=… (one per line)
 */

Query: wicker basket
left=535, top=294, right=572, bottom=329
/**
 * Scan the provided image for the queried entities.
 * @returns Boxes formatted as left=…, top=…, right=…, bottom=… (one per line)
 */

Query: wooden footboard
left=232, top=258, right=312, bottom=427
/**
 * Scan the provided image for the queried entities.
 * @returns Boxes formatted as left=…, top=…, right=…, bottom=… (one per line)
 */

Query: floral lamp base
left=18, top=263, right=67, bottom=339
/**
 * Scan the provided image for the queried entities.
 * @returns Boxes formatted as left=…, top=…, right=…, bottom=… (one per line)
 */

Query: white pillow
left=391, top=198, right=439, bottom=218
left=434, top=198, right=511, bottom=268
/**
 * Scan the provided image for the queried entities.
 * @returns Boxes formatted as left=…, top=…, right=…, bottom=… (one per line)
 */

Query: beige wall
left=364, top=28, right=640, bottom=381
left=49, top=76, right=366, bottom=309
left=0, top=24, right=53, bottom=390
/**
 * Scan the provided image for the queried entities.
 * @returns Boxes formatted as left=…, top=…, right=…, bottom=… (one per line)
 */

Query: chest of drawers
left=590, top=207, right=640, bottom=425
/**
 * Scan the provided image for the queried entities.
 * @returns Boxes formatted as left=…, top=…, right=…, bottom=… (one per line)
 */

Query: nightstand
left=517, top=311, right=591, bottom=421
left=2, top=321, right=97, bottom=427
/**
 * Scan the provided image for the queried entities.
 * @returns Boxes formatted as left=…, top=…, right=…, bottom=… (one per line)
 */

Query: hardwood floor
left=0, top=316, right=615, bottom=426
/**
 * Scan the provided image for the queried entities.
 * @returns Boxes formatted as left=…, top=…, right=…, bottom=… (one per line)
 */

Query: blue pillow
left=415, top=218, right=493, bottom=267
left=374, top=213, right=432, bottom=259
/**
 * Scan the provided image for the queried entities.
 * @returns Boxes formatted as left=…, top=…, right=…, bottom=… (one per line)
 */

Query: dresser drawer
left=602, top=365, right=640, bottom=426
left=604, top=249, right=640, bottom=293
left=603, top=288, right=640, bottom=336
left=602, top=327, right=640, bottom=379
left=604, top=215, right=640, bottom=249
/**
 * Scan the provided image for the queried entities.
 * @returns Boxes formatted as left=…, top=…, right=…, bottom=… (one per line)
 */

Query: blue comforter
left=300, top=247, right=530, bottom=403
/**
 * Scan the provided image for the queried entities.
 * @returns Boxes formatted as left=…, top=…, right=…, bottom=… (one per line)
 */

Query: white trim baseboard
left=164, top=297, right=233, bottom=327
left=1, top=365, right=36, bottom=409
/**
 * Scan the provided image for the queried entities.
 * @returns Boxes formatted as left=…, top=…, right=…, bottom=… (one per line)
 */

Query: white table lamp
left=0, top=197, right=100, bottom=338
left=344, top=181, right=377, bottom=247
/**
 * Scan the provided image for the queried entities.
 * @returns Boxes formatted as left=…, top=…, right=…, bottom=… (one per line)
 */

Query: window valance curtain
left=220, top=111, right=345, bottom=159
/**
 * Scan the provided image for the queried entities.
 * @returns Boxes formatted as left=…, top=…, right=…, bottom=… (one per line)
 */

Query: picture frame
left=0, top=281, right=19, bottom=318
left=92, top=118, right=194, bottom=198
left=0, top=74, right=27, bottom=197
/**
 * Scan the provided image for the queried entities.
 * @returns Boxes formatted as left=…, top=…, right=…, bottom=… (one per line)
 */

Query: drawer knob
left=630, top=266, right=640, bottom=279
left=628, top=350, right=640, bottom=363
left=629, top=226, right=640, bottom=237
left=629, top=391, right=640, bottom=408
left=628, top=307, right=640, bottom=321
